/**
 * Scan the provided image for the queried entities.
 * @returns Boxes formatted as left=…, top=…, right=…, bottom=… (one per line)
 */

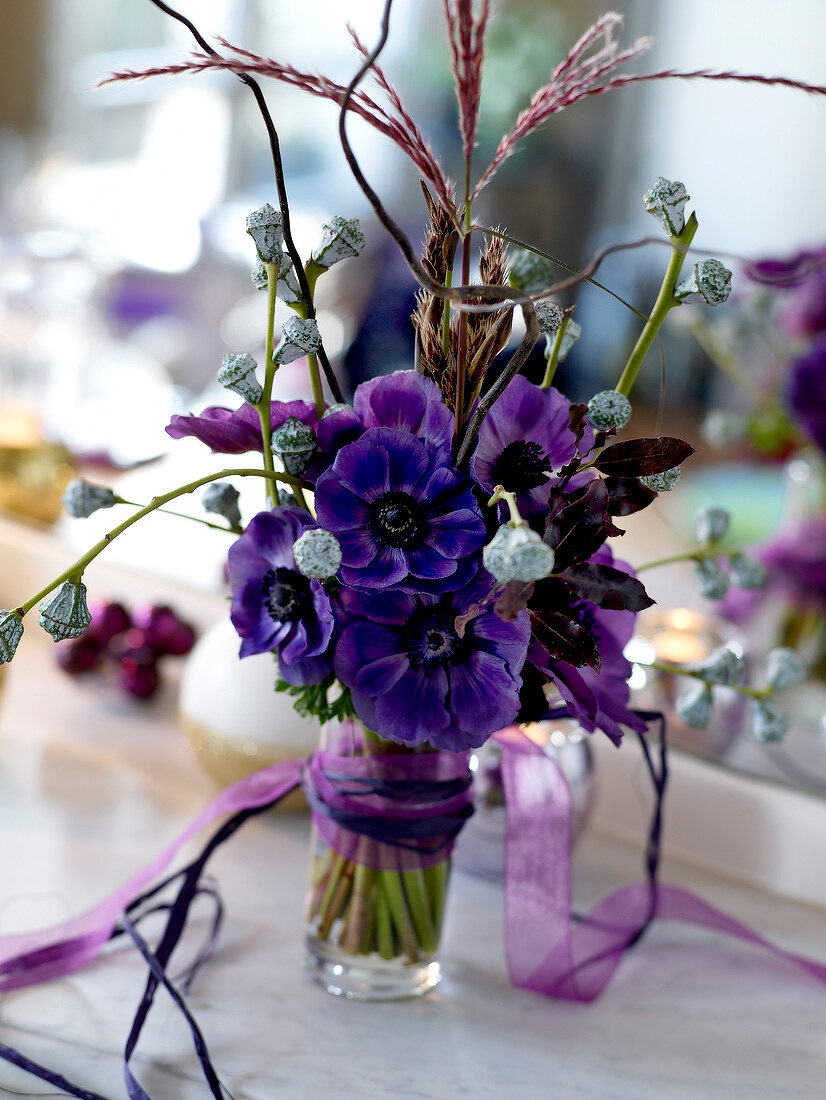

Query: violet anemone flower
left=531, top=549, right=647, bottom=744
left=334, top=568, right=530, bottom=751
left=471, top=375, right=593, bottom=518
left=166, top=399, right=316, bottom=455
left=788, top=337, right=826, bottom=455
left=227, top=506, right=334, bottom=684
left=314, top=426, right=486, bottom=591
left=353, top=371, right=454, bottom=452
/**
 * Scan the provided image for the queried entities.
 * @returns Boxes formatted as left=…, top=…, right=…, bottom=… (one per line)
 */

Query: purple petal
left=354, top=372, right=453, bottom=451
left=374, top=667, right=450, bottom=745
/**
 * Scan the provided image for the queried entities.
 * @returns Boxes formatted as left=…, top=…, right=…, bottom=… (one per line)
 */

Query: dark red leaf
left=544, top=479, right=619, bottom=570
left=604, top=475, right=657, bottom=516
left=559, top=562, right=655, bottom=612
left=568, top=402, right=589, bottom=450
left=531, top=611, right=601, bottom=670
left=593, top=436, right=695, bottom=477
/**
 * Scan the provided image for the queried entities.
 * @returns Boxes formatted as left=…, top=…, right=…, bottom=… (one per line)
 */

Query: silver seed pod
left=555, top=319, right=581, bottom=362
left=217, top=353, right=262, bottom=404
left=765, top=647, right=806, bottom=691
left=311, top=216, right=365, bottom=269
left=0, top=611, right=23, bottom=664
left=246, top=203, right=284, bottom=263
left=533, top=299, right=564, bottom=335
left=694, top=506, right=731, bottom=544
left=202, top=482, right=241, bottom=528
left=483, top=524, right=555, bottom=584
left=62, top=479, right=116, bottom=519
left=694, top=645, right=743, bottom=686
left=693, top=557, right=731, bottom=600
left=587, top=390, right=631, bottom=431
left=39, top=581, right=92, bottom=642
left=750, top=698, right=790, bottom=742
left=643, top=177, right=690, bottom=237
left=675, top=680, right=713, bottom=729
left=273, top=317, right=322, bottom=366
left=293, top=529, right=342, bottom=580
left=272, top=417, right=317, bottom=475
left=640, top=466, right=682, bottom=493
left=509, top=250, right=555, bottom=294
left=728, top=552, right=767, bottom=590
left=675, top=259, right=733, bottom=306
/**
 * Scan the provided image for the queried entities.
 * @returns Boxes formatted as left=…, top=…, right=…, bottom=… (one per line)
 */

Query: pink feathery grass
left=98, top=36, right=456, bottom=220
left=442, top=0, right=491, bottom=163
left=472, top=11, right=826, bottom=200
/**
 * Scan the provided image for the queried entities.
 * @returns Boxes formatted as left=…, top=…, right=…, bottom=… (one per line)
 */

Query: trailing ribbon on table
left=1, top=723, right=826, bottom=1098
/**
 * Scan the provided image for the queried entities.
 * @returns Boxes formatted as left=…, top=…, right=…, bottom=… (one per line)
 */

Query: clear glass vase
left=304, top=721, right=469, bottom=1000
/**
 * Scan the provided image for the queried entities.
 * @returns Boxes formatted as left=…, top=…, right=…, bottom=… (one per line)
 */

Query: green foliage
left=274, top=671, right=357, bottom=726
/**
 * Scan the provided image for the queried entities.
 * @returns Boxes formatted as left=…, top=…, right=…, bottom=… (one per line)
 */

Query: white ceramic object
left=178, top=617, right=320, bottom=791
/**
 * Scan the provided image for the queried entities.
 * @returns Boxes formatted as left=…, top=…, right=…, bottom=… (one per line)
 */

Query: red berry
left=87, top=601, right=132, bottom=644
left=56, top=637, right=102, bottom=674
left=133, top=605, right=195, bottom=655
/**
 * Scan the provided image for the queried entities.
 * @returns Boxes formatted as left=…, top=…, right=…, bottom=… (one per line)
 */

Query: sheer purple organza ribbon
left=2, top=725, right=826, bottom=1097
left=303, top=729, right=474, bottom=872
left=494, top=723, right=826, bottom=1000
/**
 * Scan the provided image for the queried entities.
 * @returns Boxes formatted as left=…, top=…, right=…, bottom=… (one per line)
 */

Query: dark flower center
left=404, top=606, right=467, bottom=672
left=261, top=566, right=312, bottom=623
left=366, top=491, right=424, bottom=548
left=491, top=440, right=551, bottom=491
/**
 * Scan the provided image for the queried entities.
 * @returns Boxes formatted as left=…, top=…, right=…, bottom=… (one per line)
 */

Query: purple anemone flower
left=472, top=375, right=593, bottom=517
left=314, top=426, right=485, bottom=591
left=334, top=569, right=530, bottom=751
left=227, top=507, right=334, bottom=684
left=353, top=372, right=454, bottom=452
left=531, top=549, right=646, bottom=744
left=788, top=337, right=826, bottom=455
left=167, top=399, right=316, bottom=455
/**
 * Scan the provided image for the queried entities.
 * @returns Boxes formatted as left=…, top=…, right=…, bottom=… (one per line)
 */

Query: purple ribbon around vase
left=2, top=720, right=826, bottom=1098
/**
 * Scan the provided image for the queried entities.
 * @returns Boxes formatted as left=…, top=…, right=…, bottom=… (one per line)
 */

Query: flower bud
left=39, top=581, right=92, bottom=642
left=63, top=479, right=117, bottom=519
left=509, top=249, right=554, bottom=294
left=483, top=524, right=555, bottom=584
left=246, top=203, right=284, bottom=263
left=675, top=681, right=713, bottom=729
left=694, top=645, right=742, bottom=685
left=202, top=482, right=241, bottom=527
left=293, top=529, right=342, bottom=580
left=765, top=647, right=806, bottom=691
left=587, top=390, right=631, bottom=431
left=0, top=611, right=23, bottom=664
left=693, top=557, right=731, bottom=600
left=217, top=353, right=262, bottom=404
left=311, top=216, right=365, bottom=269
left=674, top=259, right=733, bottom=306
left=728, top=552, right=767, bottom=590
left=273, top=317, right=322, bottom=366
left=533, top=299, right=564, bottom=336
left=272, top=417, right=317, bottom=475
left=643, top=177, right=689, bottom=237
left=750, top=698, right=789, bottom=742
left=694, top=506, right=730, bottom=544
left=639, top=466, right=681, bottom=493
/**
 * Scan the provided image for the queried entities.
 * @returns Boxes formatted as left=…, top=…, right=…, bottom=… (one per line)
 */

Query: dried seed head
left=533, top=299, right=564, bottom=335
left=675, top=680, right=713, bottom=729
left=202, top=482, right=241, bottom=527
left=692, top=557, right=731, bottom=600
left=271, top=417, right=317, bottom=475
left=640, top=466, right=682, bottom=493
left=63, top=479, right=116, bottom=519
left=643, top=177, right=690, bottom=237
left=0, top=611, right=23, bottom=664
left=311, top=216, right=365, bottom=269
left=675, top=259, right=733, bottom=306
left=509, top=250, right=554, bottom=294
left=246, top=203, right=284, bottom=263
left=273, top=317, right=322, bottom=366
left=587, top=390, right=631, bottom=431
left=694, top=506, right=731, bottom=544
left=750, top=698, right=789, bottom=742
left=765, top=648, right=806, bottom=691
left=483, top=524, right=555, bottom=584
left=728, top=552, right=767, bottom=590
left=293, top=529, right=342, bottom=580
left=694, top=645, right=743, bottom=686
left=39, top=581, right=92, bottom=642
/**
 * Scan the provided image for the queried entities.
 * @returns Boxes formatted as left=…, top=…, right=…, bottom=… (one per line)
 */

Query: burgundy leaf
left=559, top=562, right=655, bottom=612
left=568, top=402, right=589, bottom=450
left=592, top=436, right=695, bottom=477
left=545, top=480, right=619, bottom=570
left=531, top=611, right=601, bottom=670
left=604, top=475, right=657, bottom=516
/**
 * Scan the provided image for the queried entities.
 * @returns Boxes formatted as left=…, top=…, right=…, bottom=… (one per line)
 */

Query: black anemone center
left=404, top=606, right=467, bottom=673
left=491, top=440, right=551, bottom=491
left=366, top=491, right=424, bottom=548
left=262, top=566, right=311, bottom=623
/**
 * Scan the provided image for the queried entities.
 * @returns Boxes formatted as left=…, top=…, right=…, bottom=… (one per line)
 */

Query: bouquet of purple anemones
left=3, top=3, right=822, bottom=994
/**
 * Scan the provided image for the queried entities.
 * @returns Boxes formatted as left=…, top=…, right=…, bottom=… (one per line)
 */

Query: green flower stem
left=341, top=857, right=376, bottom=954
left=292, top=300, right=326, bottom=423
left=636, top=543, right=715, bottom=572
left=375, top=881, right=395, bottom=959
left=379, top=870, right=419, bottom=961
left=540, top=312, right=572, bottom=390
left=487, top=485, right=524, bottom=526
left=116, top=497, right=242, bottom=536
left=400, top=868, right=438, bottom=956
left=615, top=213, right=698, bottom=398
left=255, top=260, right=281, bottom=508
left=423, top=861, right=449, bottom=934
left=15, top=467, right=302, bottom=619
left=318, top=861, right=354, bottom=940
left=637, top=657, right=771, bottom=699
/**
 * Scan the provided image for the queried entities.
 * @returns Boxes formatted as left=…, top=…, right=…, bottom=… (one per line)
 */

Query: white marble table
left=1, top=631, right=826, bottom=1099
